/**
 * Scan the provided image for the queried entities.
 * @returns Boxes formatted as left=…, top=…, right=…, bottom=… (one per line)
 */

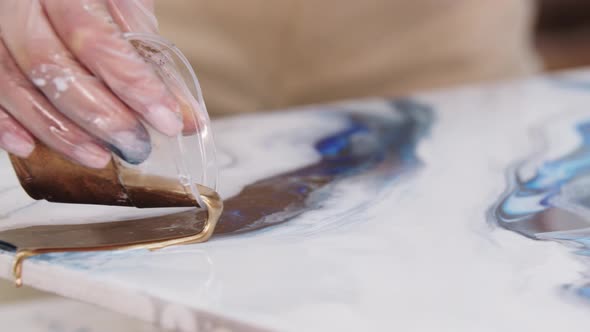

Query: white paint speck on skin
left=52, top=77, right=69, bottom=92
left=32, top=78, right=46, bottom=87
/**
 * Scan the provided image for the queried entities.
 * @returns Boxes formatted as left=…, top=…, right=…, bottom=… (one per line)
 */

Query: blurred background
left=151, top=0, right=590, bottom=116
left=537, top=0, right=590, bottom=70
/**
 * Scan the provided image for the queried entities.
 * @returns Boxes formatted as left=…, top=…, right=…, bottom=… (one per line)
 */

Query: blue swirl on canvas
left=493, top=78, right=590, bottom=300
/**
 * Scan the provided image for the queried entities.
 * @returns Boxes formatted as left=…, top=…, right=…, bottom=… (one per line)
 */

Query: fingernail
left=0, top=132, right=35, bottom=158
left=72, top=142, right=112, bottom=169
left=109, top=128, right=152, bottom=165
left=145, top=104, right=183, bottom=136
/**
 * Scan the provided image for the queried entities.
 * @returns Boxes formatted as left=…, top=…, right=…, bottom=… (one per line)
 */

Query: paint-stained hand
left=0, top=0, right=184, bottom=168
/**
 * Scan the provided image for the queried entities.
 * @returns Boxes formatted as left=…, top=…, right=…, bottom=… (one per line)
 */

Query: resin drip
left=5, top=184, right=222, bottom=287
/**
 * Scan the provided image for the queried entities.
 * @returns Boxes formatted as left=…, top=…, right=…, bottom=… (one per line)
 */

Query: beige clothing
left=156, top=0, right=540, bottom=116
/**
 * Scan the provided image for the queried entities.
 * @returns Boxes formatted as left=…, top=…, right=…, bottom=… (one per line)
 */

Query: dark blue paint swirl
left=215, top=99, right=433, bottom=233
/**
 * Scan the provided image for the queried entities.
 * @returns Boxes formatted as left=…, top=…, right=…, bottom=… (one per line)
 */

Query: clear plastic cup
left=10, top=33, right=217, bottom=209
left=118, top=32, right=218, bottom=207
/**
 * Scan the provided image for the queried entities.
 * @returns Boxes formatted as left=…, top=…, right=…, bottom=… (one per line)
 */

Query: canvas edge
left=0, top=252, right=270, bottom=332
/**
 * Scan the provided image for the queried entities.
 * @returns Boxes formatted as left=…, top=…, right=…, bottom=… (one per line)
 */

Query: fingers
left=68, top=0, right=200, bottom=135
left=0, top=107, right=35, bottom=158
left=0, top=38, right=112, bottom=168
left=0, top=0, right=198, bottom=170
left=0, top=0, right=152, bottom=164
left=94, top=0, right=202, bottom=135
left=43, top=0, right=184, bottom=137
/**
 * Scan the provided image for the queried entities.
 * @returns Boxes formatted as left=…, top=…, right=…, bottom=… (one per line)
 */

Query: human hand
left=0, top=0, right=185, bottom=168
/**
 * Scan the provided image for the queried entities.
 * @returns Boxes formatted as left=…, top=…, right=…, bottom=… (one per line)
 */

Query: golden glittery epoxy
left=9, top=185, right=223, bottom=288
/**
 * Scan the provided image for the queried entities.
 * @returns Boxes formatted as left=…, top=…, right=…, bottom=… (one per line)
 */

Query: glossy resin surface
left=4, top=71, right=590, bottom=331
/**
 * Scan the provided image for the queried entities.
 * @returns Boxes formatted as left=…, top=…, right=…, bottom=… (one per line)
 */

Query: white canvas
left=2, top=70, right=590, bottom=331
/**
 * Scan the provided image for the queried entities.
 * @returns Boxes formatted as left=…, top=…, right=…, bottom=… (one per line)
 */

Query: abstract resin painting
left=5, top=71, right=590, bottom=331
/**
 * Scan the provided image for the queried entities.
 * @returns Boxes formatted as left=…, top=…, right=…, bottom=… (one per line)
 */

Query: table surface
left=0, top=278, right=162, bottom=332
left=3, top=69, right=590, bottom=331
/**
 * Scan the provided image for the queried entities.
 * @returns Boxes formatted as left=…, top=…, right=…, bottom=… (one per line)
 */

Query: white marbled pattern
left=2, top=70, right=590, bottom=331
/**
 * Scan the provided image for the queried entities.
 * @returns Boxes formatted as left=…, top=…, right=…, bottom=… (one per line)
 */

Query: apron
left=156, top=0, right=540, bottom=116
